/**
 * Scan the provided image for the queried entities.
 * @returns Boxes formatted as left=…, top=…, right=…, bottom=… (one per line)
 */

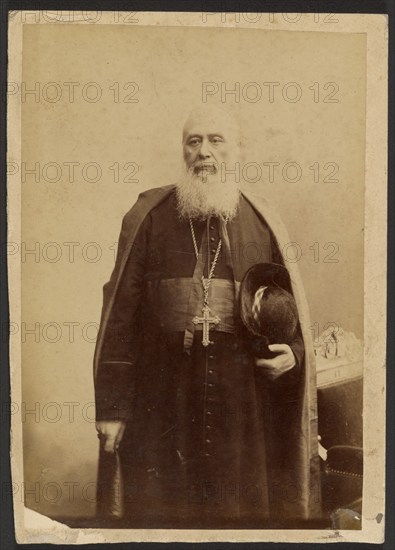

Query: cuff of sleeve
left=94, top=361, right=137, bottom=421
left=289, top=339, right=304, bottom=370
left=95, top=405, right=133, bottom=422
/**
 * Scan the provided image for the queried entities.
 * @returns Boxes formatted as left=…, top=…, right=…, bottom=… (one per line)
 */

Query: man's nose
left=198, top=140, right=212, bottom=159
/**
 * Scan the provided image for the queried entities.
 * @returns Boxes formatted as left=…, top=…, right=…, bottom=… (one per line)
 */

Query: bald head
left=182, top=105, right=240, bottom=144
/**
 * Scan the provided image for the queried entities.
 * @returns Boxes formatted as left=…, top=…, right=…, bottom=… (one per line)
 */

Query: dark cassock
left=94, top=184, right=321, bottom=528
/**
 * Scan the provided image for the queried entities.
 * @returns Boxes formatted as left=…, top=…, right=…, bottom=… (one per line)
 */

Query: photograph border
left=1, top=0, right=393, bottom=548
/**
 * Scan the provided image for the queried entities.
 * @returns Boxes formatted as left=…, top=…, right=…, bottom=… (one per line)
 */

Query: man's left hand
left=255, top=344, right=296, bottom=381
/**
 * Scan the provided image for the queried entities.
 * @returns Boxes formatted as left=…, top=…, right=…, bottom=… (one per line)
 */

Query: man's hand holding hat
left=255, top=344, right=297, bottom=381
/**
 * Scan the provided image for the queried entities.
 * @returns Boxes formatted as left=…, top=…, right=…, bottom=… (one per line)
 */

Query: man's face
left=182, top=112, right=240, bottom=180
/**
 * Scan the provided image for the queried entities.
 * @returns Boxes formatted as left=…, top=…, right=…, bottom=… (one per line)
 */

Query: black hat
left=239, top=263, right=299, bottom=357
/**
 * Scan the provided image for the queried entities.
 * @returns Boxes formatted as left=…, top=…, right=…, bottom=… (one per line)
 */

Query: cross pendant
left=192, top=305, right=220, bottom=347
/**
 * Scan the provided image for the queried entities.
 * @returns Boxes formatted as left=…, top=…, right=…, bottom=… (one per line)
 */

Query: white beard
left=176, top=167, right=240, bottom=221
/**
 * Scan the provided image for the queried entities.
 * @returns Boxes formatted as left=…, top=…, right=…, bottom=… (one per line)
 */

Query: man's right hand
left=96, top=420, right=126, bottom=453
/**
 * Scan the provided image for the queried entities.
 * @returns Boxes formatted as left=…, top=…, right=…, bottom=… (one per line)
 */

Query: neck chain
left=189, top=216, right=228, bottom=306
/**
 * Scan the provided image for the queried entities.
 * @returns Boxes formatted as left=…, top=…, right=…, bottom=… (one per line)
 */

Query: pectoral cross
left=192, top=305, right=220, bottom=347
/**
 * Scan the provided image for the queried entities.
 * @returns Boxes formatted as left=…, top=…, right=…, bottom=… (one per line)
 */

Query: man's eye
left=188, top=138, right=200, bottom=146
left=211, top=136, right=224, bottom=144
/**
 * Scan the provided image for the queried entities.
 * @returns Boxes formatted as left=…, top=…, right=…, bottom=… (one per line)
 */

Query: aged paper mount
left=7, top=10, right=387, bottom=544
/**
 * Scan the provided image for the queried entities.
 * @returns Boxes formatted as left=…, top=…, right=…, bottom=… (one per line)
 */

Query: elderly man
left=94, top=106, right=320, bottom=528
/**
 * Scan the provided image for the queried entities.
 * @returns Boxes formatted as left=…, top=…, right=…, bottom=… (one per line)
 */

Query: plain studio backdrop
left=18, top=23, right=365, bottom=518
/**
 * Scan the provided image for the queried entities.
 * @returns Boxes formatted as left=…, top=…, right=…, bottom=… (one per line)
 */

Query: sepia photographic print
left=6, top=9, right=387, bottom=544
